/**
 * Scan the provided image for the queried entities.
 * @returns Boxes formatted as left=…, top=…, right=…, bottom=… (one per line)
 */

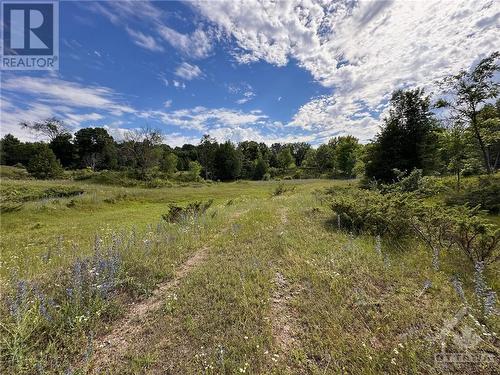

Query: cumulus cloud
left=175, top=62, right=203, bottom=80
left=194, top=0, right=500, bottom=141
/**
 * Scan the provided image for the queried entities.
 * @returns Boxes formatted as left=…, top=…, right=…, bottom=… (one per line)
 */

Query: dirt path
left=270, top=207, right=304, bottom=368
left=83, top=206, right=250, bottom=372
left=88, top=247, right=208, bottom=372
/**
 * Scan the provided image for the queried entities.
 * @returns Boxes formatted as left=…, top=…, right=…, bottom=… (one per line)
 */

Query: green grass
left=0, top=177, right=498, bottom=374
left=0, top=178, right=334, bottom=282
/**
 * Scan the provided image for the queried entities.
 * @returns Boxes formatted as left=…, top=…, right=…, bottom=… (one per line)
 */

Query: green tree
left=315, top=143, right=335, bottom=174
left=439, top=120, right=469, bottom=190
left=277, top=147, right=295, bottom=172
left=365, top=88, right=438, bottom=181
left=50, top=133, right=75, bottom=168
left=74, top=127, right=117, bottom=170
left=122, top=128, right=163, bottom=179
left=198, top=135, right=218, bottom=179
left=437, top=51, right=499, bottom=173
left=160, top=152, right=178, bottom=176
left=477, top=101, right=500, bottom=170
left=26, top=143, right=63, bottom=179
left=0, top=134, right=21, bottom=165
left=334, top=136, right=360, bottom=178
left=289, top=142, right=311, bottom=167
left=214, top=141, right=242, bottom=181
left=253, top=152, right=269, bottom=180
left=188, top=160, right=202, bottom=181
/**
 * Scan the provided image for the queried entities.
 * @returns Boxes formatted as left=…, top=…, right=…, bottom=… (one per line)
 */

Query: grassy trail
left=1, top=179, right=498, bottom=374
left=76, top=191, right=497, bottom=374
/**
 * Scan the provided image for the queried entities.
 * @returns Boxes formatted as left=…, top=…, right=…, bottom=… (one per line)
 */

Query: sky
left=1, top=0, right=499, bottom=147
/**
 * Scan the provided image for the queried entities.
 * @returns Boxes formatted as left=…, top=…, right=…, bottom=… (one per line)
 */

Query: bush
left=445, top=175, right=500, bottom=214
left=145, top=178, right=172, bottom=189
left=328, top=188, right=499, bottom=264
left=88, top=170, right=139, bottom=187
left=272, top=183, right=296, bottom=196
left=0, top=165, right=31, bottom=180
left=162, top=200, right=213, bottom=223
left=26, top=144, right=63, bottom=179
left=329, top=190, right=414, bottom=237
left=72, top=167, right=94, bottom=180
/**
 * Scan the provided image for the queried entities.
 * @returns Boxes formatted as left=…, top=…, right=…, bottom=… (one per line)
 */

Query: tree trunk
left=471, top=113, right=492, bottom=174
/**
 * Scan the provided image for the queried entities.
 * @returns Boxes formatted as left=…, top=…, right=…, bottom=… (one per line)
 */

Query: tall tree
left=277, top=147, right=295, bottom=172
left=253, top=151, right=269, bottom=180
left=365, top=88, right=437, bottom=181
left=50, top=133, right=75, bottom=168
left=198, top=134, right=218, bottom=179
left=214, top=141, right=242, bottom=180
left=74, top=127, right=117, bottom=170
left=437, top=51, right=499, bottom=173
left=315, top=143, right=335, bottom=174
left=0, top=134, right=21, bottom=165
left=122, top=128, right=163, bottom=179
left=289, top=142, right=311, bottom=167
left=334, top=136, right=360, bottom=178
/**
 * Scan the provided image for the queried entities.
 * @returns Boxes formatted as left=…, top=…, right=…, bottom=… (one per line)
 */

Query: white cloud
left=164, top=100, right=172, bottom=108
left=140, top=106, right=268, bottom=131
left=87, top=0, right=215, bottom=59
left=172, top=80, right=186, bottom=89
left=126, top=27, right=164, bottom=52
left=194, top=0, right=500, bottom=141
left=158, top=26, right=214, bottom=59
left=175, top=62, right=203, bottom=80
left=1, top=76, right=137, bottom=140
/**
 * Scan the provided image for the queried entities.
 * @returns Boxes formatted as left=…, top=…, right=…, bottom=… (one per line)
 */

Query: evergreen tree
left=365, top=88, right=438, bottom=181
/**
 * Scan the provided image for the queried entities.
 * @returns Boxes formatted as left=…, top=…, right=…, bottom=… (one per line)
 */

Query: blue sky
left=1, top=0, right=499, bottom=146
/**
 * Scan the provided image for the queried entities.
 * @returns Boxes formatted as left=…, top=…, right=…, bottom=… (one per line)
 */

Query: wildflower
left=391, top=358, right=397, bottom=365
left=393, top=348, right=399, bottom=355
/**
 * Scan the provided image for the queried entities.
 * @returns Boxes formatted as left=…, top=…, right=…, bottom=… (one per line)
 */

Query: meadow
left=0, top=170, right=498, bottom=374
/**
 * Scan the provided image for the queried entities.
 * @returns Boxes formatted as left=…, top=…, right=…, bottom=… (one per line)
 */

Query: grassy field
left=0, top=177, right=498, bottom=374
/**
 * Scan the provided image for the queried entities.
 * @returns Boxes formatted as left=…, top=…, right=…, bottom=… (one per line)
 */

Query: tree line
left=1, top=52, right=498, bottom=183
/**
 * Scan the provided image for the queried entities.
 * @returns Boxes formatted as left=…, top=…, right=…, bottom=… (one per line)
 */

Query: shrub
left=145, top=178, right=172, bottom=189
left=162, top=200, right=213, bottom=223
left=0, top=165, right=31, bottom=180
left=329, top=190, right=414, bottom=237
left=72, top=167, right=94, bottom=181
left=271, top=183, right=296, bottom=196
left=1, top=185, right=83, bottom=203
left=328, top=188, right=499, bottom=265
left=26, top=144, right=63, bottom=179
left=445, top=175, right=500, bottom=214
